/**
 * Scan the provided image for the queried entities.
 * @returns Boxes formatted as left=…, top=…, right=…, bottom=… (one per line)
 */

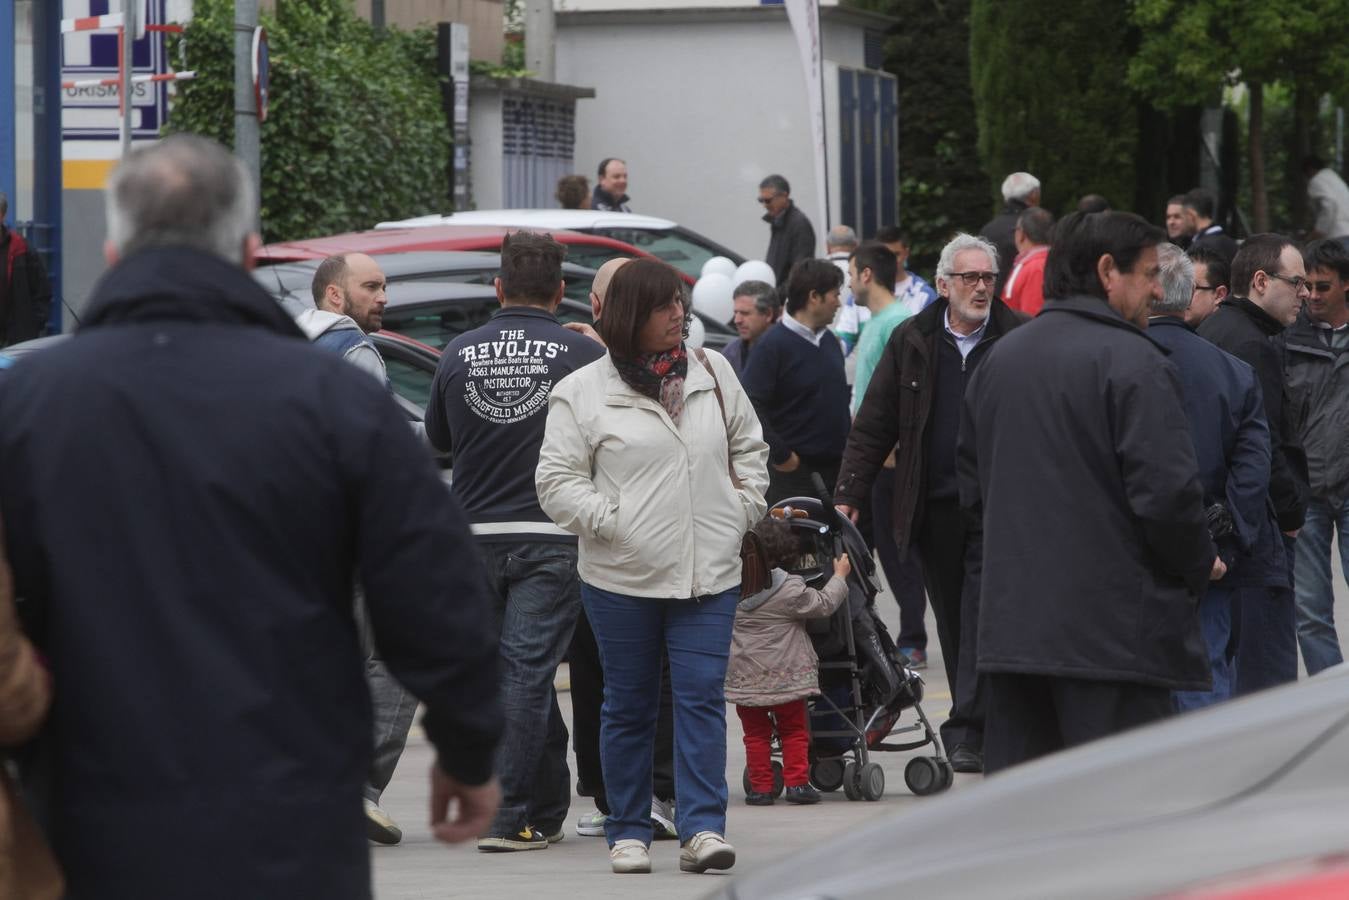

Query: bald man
left=301, top=252, right=390, bottom=384
left=564, top=256, right=630, bottom=344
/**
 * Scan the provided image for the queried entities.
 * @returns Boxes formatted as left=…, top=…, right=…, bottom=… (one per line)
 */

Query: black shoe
left=784, top=784, right=821, bottom=805
left=949, top=744, right=984, bottom=773
left=744, top=791, right=775, bottom=806
left=477, top=825, right=550, bottom=852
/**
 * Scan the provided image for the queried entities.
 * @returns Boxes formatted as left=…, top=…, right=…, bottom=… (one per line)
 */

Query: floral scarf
left=612, top=345, right=688, bottom=423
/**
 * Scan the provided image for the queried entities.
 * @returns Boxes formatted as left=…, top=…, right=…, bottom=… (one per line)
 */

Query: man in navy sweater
left=425, top=232, right=605, bottom=852
left=742, top=257, right=850, bottom=504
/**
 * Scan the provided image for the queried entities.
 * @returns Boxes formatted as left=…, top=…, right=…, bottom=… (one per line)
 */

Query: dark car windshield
left=588, top=228, right=742, bottom=280
left=381, top=299, right=594, bottom=350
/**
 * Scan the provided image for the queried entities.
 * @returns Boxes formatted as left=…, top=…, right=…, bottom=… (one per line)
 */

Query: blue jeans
left=580, top=583, right=738, bottom=845
left=1174, top=583, right=1235, bottom=711
left=354, top=587, right=418, bottom=802
left=1293, top=497, right=1349, bottom=675
left=479, top=541, right=582, bottom=834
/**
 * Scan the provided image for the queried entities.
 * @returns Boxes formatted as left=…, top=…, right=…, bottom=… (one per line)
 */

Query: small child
left=725, top=517, right=851, bottom=805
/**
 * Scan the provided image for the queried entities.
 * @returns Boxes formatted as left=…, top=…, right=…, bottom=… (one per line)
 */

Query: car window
left=381, top=300, right=499, bottom=349
left=384, top=355, right=434, bottom=411
left=591, top=228, right=717, bottom=280
left=556, top=300, right=593, bottom=325
left=564, top=245, right=629, bottom=272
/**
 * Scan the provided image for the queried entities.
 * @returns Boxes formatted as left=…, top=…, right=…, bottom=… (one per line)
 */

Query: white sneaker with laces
left=679, top=831, right=735, bottom=873
left=610, top=838, right=651, bottom=874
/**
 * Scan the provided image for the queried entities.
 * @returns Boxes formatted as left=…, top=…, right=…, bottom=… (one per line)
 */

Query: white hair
left=1001, top=172, right=1041, bottom=203
left=937, top=233, right=999, bottom=279
left=106, top=134, right=256, bottom=265
left=1154, top=242, right=1194, bottom=314
left=826, top=224, right=858, bottom=251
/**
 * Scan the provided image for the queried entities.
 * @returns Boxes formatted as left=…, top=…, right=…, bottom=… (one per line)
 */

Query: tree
left=165, top=0, right=451, bottom=243
left=1128, top=0, right=1349, bottom=232
left=969, top=0, right=1139, bottom=216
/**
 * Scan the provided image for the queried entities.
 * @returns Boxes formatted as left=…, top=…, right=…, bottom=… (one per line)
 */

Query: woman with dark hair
left=556, top=174, right=592, bottom=210
left=537, top=258, right=769, bottom=875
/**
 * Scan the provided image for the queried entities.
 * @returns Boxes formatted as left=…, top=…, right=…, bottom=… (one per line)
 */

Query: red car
left=256, top=225, right=697, bottom=285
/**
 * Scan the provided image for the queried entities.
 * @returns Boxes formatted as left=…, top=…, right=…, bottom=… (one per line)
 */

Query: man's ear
left=1096, top=253, right=1118, bottom=294
left=495, top=277, right=508, bottom=308
left=1215, top=285, right=1229, bottom=304
left=322, top=282, right=344, bottom=313
left=548, top=281, right=564, bottom=313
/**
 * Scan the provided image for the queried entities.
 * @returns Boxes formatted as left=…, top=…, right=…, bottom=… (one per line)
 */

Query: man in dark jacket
left=759, top=175, right=817, bottom=286
left=0, top=192, right=52, bottom=347
left=1150, top=244, right=1273, bottom=710
left=425, top=231, right=604, bottom=852
left=835, top=233, right=1024, bottom=774
left=1184, top=187, right=1240, bottom=265
left=592, top=158, right=631, bottom=212
left=979, top=171, right=1040, bottom=297
left=958, top=211, right=1222, bottom=774
left=1198, top=233, right=1310, bottom=694
left=1282, top=238, right=1349, bottom=675
left=0, top=135, right=503, bottom=899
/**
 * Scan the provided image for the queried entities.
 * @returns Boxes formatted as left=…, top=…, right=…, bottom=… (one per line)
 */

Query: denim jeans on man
left=480, top=541, right=582, bottom=834
left=355, top=588, right=418, bottom=802
left=1174, top=583, right=1236, bottom=711
left=580, top=583, right=738, bottom=845
left=1293, top=497, right=1349, bottom=675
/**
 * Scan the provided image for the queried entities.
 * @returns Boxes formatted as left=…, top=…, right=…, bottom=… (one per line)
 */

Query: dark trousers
left=1234, top=534, right=1299, bottom=695
left=914, top=498, right=985, bottom=750
left=983, top=673, right=1174, bottom=774
left=872, top=466, right=927, bottom=651
left=766, top=456, right=840, bottom=508
left=568, top=603, right=676, bottom=811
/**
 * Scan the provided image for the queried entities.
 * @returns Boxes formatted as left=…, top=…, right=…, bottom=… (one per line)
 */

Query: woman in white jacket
left=537, top=259, right=769, bottom=875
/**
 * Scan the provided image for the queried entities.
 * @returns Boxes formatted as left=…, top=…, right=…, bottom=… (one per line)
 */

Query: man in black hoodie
left=0, top=135, right=502, bottom=899
left=1198, top=233, right=1311, bottom=694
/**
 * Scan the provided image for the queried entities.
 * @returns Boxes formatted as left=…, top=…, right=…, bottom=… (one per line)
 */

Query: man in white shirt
left=1303, top=156, right=1349, bottom=240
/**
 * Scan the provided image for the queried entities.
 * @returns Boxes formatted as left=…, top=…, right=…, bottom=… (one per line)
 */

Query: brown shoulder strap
left=694, top=349, right=744, bottom=489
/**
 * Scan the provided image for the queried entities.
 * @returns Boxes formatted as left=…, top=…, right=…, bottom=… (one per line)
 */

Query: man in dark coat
left=592, top=157, right=631, bottom=212
left=759, top=174, right=817, bottom=286
left=1198, top=233, right=1311, bottom=694
left=0, top=135, right=503, bottom=899
left=1184, top=187, right=1240, bottom=265
left=835, top=233, right=1025, bottom=774
left=979, top=171, right=1040, bottom=297
left=1150, top=243, right=1274, bottom=710
left=0, top=191, right=52, bottom=347
left=958, top=211, right=1222, bottom=774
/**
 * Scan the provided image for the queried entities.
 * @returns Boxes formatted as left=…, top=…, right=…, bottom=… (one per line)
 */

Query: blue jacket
left=0, top=247, right=501, bottom=899
left=425, top=304, right=604, bottom=541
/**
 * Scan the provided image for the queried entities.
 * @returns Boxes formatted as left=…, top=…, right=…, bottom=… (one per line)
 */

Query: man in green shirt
left=851, top=242, right=909, bottom=414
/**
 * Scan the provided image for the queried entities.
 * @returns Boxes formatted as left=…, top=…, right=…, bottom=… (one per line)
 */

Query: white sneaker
left=679, top=831, right=735, bottom=873
left=610, top=838, right=651, bottom=874
left=363, top=798, right=402, bottom=845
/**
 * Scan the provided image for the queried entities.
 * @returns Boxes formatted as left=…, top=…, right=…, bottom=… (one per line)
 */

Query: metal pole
left=234, top=0, right=260, bottom=230
left=524, top=0, right=555, bottom=81
left=1337, top=107, right=1344, bottom=173
left=120, top=0, right=136, bottom=156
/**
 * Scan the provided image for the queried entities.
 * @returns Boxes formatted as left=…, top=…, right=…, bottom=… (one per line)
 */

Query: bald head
left=589, top=257, right=631, bottom=319
left=826, top=224, right=858, bottom=252
left=311, top=252, right=387, bottom=333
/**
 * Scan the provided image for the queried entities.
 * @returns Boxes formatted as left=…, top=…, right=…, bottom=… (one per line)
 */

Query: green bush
left=969, top=0, right=1138, bottom=216
left=165, top=0, right=451, bottom=243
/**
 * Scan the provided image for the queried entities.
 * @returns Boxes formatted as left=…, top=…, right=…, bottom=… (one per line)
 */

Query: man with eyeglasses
left=1282, top=239, right=1349, bottom=676
left=1198, top=234, right=1311, bottom=694
left=759, top=174, right=817, bottom=286
left=835, top=233, right=1026, bottom=774
left=1185, top=245, right=1230, bottom=326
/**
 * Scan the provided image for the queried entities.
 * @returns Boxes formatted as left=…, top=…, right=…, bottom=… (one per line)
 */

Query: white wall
left=558, top=16, right=841, bottom=260
left=468, top=89, right=505, bottom=209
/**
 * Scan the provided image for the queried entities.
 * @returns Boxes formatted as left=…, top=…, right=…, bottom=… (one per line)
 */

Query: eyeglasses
left=1308, top=280, right=1336, bottom=294
left=1193, top=283, right=1218, bottom=293
left=948, top=271, right=997, bottom=287
left=757, top=195, right=783, bottom=206
left=1264, top=271, right=1310, bottom=292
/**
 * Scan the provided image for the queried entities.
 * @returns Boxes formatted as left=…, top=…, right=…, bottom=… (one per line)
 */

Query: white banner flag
left=784, top=0, right=828, bottom=244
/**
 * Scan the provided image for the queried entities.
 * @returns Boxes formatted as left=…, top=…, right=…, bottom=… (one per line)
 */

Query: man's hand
left=562, top=322, right=604, bottom=346
left=773, top=452, right=801, bottom=473
left=835, top=503, right=859, bottom=525
left=1210, top=555, right=1228, bottom=581
left=430, top=765, right=500, bottom=844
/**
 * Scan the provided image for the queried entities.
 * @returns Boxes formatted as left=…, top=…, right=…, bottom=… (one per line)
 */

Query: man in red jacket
left=1002, top=207, right=1054, bottom=316
left=0, top=192, right=52, bottom=347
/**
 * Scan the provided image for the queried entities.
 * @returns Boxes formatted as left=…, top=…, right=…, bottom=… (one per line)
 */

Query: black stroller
left=739, top=489, right=954, bottom=801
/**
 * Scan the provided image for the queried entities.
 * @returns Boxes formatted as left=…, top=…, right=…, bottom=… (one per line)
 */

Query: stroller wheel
left=842, top=762, right=863, bottom=801
left=859, top=763, right=885, bottom=801
left=904, top=756, right=946, bottom=796
left=810, top=758, right=846, bottom=792
left=938, top=758, right=955, bottom=790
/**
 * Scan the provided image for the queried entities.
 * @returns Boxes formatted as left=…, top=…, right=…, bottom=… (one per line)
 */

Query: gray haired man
left=725, top=279, right=780, bottom=377
left=980, top=171, right=1041, bottom=295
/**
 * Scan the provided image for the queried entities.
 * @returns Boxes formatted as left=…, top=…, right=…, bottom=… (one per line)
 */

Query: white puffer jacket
left=536, top=349, right=769, bottom=598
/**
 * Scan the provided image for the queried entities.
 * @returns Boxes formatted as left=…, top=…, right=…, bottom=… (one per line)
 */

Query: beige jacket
left=536, top=350, right=769, bottom=598
left=0, top=537, right=63, bottom=900
left=725, top=570, right=848, bottom=707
